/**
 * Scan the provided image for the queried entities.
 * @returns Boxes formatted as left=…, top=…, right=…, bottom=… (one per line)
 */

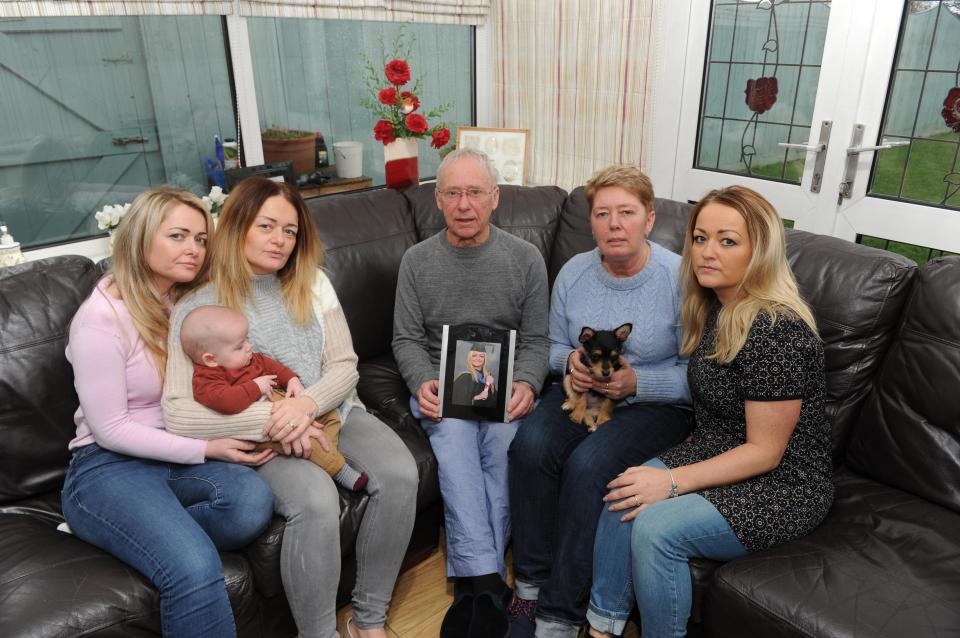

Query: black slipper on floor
left=468, top=586, right=512, bottom=638
left=441, top=585, right=475, bottom=638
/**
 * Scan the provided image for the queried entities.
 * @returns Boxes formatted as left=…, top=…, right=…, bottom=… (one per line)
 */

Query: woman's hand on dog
left=604, top=466, right=673, bottom=521
left=567, top=350, right=637, bottom=400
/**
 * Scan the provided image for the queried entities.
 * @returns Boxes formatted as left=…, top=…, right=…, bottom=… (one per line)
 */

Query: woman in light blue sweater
left=508, top=166, right=693, bottom=638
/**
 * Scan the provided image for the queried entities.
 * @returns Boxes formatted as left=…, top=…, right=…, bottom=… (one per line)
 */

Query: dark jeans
left=508, top=382, right=692, bottom=628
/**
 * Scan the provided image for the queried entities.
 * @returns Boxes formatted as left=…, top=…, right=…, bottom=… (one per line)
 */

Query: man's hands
left=507, top=381, right=536, bottom=422
left=417, top=380, right=441, bottom=421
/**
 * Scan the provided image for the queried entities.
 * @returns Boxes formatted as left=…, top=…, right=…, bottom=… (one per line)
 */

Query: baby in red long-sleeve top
left=181, top=305, right=366, bottom=491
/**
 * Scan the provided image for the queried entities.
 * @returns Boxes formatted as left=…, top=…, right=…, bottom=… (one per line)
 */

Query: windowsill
left=24, top=236, right=110, bottom=264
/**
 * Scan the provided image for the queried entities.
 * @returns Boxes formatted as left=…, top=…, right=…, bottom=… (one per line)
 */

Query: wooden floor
left=335, top=535, right=639, bottom=637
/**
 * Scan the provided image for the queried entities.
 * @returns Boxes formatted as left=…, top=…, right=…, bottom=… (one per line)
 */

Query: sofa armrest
left=357, top=354, right=440, bottom=510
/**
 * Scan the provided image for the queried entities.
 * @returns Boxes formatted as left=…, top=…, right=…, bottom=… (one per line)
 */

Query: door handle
left=839, top=124, right=909, bottom=203
left=777, top=120, right=832, bottom=193
left=846, top=139, right=910, bottom=155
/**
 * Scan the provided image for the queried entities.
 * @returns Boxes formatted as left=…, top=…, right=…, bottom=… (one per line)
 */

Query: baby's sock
left=333, top=464, right=368, bottom=492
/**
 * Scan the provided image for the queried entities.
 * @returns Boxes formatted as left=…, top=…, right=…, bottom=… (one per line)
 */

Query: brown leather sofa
left=1, top=183, right=957, bottom=637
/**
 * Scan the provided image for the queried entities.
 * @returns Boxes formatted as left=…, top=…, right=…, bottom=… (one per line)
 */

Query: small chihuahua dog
left=561, top=323, right=633, bottom=431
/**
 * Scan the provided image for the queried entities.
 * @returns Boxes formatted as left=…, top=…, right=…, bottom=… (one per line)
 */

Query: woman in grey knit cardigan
left=162, top=177, right=419, bottom=638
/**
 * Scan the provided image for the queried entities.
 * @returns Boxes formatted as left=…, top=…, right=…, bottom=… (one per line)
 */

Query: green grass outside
left=748, top=132, right=959, bottom=266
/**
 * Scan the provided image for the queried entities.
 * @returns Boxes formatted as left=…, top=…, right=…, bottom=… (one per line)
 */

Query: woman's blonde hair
left=206, top=177, right=323, bottom=324
left=680, top=185, right=817, bottom=363
left=584, top=165, right=655, bottom=212
left=109, top=186, right=212, bottom=375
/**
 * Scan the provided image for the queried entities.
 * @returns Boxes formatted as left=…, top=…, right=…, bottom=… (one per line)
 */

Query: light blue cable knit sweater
left=549, top=243, right=691, bottom=405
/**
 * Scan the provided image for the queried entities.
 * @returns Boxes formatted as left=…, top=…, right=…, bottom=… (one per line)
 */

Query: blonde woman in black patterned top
left=585, top=186, right=833, bottom=638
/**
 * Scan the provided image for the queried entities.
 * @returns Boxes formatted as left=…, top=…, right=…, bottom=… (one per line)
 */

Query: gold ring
left=287, top=421, right=295, bottom=429
left=605, top=383, right=610, bottom=391
left=634, top=495, right=642, bottom=507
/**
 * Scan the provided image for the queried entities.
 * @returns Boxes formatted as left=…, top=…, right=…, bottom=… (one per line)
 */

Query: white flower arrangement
left=202, top=185, right=228, bottom=216
left=94, top=203, right=132, bottom=232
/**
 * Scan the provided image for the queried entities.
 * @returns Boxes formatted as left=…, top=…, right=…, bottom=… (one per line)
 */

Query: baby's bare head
left=181, top=305, right=250, bottom=369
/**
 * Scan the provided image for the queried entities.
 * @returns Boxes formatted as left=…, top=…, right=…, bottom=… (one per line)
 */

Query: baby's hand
left=254, top=375, right=278, bottom=396
left=286, top=377, right=305, bottom=397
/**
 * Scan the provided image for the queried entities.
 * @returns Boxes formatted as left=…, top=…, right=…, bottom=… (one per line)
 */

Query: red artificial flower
left=430, top=127, right=451, bottom=149
left=385, top=59, right=411, bottom=86
left=745, top=76, right=778, bottom=114
left=373, top=119, right=397, bottom=145
left=400, top=91, right=420, bottom=114
left=378, top=87, right=398, bottom=106
left=405, top=113, right=429, bottom=134
left=943, top=86, right=960, bottom=133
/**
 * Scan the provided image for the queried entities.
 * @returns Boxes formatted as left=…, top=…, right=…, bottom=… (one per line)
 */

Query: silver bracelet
left=666, top=467, right=679, bottom=499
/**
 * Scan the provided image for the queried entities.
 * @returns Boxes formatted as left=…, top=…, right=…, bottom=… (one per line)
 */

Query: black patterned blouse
left=658, top=305, right=834, bottom=552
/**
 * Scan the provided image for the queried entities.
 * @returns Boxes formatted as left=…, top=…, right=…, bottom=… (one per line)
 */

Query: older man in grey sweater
left=393, top=148, right=549, bottom=638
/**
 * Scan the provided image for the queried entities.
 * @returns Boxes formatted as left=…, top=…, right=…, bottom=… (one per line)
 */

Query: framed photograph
left=224, top=161, right=295, bottom=192
left=456, top=127, right=529, bottom=186
left=438, top=324, right=517, bottom=423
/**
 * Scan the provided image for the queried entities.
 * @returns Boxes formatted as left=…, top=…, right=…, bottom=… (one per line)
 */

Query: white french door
left=669, top=0, right=960, bottom=255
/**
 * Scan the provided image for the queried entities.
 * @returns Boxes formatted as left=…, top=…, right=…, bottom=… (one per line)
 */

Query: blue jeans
left=588, top=459, right=748, bottom=637
left=61, top=444, right=274, bottom=638
left=412, top=397, right=518, bottom=578
left=508, top=383, right=691, bottom=636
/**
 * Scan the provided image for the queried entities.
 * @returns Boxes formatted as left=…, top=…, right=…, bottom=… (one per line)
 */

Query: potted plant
left=261, top=127, right=315, bottom=177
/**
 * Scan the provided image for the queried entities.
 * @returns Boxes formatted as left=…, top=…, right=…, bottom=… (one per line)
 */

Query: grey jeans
left=258, top=408, right=419, bottom=637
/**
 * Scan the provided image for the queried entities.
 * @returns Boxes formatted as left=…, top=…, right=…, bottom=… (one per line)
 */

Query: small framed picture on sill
left=456, top=127, right=529, bottom=186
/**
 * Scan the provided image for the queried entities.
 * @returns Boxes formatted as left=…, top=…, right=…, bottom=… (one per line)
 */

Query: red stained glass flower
left=745, top=77, right=778, bottom=115
left=430, top=127, right=451, bottom=149
left=385, top=59, right=411, bottom=86
left=943, top=87, right=960, bottom=133
left=378, top=87, right=398, bottom=106
left=373, top=119, right=396, bottom=145
left=405, top=113, right=429, bottom=134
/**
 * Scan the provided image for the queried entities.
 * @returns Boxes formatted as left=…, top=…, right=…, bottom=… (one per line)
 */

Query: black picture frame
left=438, top=324, right=516, bottom=423
left=224, top=161, right=295, bottom=192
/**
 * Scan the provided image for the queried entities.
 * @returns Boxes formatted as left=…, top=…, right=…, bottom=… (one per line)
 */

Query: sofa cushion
left=405, top=182, right=566, bottom=266
left=705, top=469, right=960, bottom=638
left=784, top=230, right=917, bottom=465
left=846, top=255, right=960, bottom=510
left=0, top=256, right=99, bottom=503
left=549, top=188, right=690, bottom=284
left=307, top=189, right=417, bottom=362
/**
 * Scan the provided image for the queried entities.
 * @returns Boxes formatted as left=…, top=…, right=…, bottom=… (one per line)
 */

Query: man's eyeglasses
left=437, top=188, right=494, bottom=202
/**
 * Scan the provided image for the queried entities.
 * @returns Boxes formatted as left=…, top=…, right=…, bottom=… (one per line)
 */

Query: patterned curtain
left=0, top=1, right=232, bottom=16
left=493, top=0, right=658, bottom=190
left=239, top=0, right=490, bottom=24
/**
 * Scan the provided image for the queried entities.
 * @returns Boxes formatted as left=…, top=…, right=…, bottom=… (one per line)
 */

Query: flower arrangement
left=94, top=203, right=132, bottom=232
left=202, top=185, right=228, bottom=216
left=362, top=29, right=453, bottom=150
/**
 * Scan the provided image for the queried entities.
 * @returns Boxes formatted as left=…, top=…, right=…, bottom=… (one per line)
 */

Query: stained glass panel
left=695, top=0, right=831, bottom=183
left=868, top=1, right=960, bottom=209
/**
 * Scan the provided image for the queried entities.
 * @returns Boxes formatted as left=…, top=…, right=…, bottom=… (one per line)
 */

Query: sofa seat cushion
left=0, top=492, right=278, bottom=637
left=705, top=469, right=960, bottom=638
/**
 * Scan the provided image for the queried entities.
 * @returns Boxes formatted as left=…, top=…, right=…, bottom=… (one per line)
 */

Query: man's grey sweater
left=392, top=225, right=550, bottom=395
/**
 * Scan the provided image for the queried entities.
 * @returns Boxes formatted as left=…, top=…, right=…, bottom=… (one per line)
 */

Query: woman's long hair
left=679, top=186, right=817, bottom=364
left=207, top=177, right=323, bottom=324
left=110, top=186, right=213, bottom=375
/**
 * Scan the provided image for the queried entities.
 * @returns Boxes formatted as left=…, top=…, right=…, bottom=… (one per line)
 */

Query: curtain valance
left=238, top=0, right=489, bottom=25
left=0, top=1, right=233, bottom=17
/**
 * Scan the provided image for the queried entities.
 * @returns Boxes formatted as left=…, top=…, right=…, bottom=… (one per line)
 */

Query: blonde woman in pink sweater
left=61, top=187, right=275, bottom=638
